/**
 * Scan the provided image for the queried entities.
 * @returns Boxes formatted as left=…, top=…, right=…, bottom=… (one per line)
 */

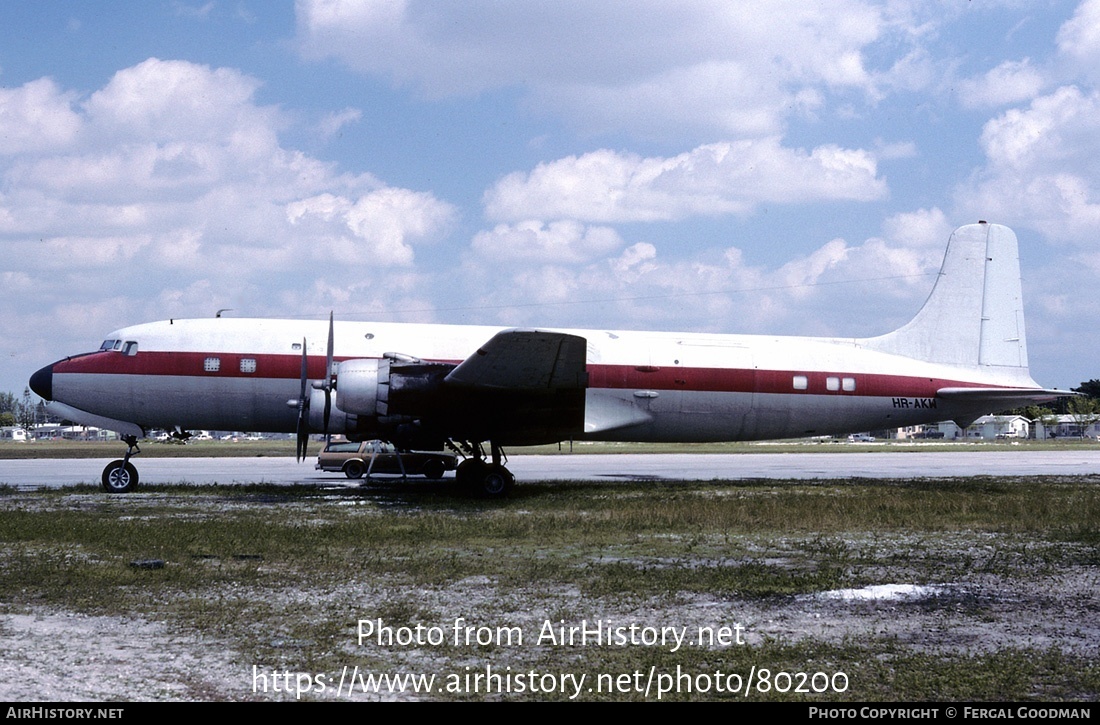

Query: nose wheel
left=102, top=460, right=139, bottom=492
left=101, top=436, right=141, bottom=493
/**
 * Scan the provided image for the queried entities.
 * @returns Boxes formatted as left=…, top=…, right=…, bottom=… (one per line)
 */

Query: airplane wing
left=444, top=329, right=588, bottom=390
left=438, top=329, right=589, bottom=446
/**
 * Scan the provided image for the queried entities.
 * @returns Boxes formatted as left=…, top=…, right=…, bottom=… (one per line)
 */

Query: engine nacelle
left=323, top=356, right=453, bottom=431
left=334, top=358, right=392, bottom=417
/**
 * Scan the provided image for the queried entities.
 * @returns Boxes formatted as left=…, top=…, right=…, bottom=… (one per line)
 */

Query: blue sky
left=3, top=0, right=1099, bottom=398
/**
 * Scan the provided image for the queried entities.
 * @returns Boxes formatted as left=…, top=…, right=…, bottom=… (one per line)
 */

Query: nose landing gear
left=102, top=435, right=141, bottom=493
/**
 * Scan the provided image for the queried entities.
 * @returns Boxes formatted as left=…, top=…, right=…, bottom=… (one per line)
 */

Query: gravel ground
left=2, top=488, right=1098, bottom=702
left=3, top=566, right=1099, bottom=701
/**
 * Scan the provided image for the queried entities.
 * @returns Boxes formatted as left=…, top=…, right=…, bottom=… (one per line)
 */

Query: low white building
left=31, top=425, right=115, bottom=441
left=966, top=415, right=1030, bottom=440
left=1033, top=414, right=1100, bottom=440
left=900, top=416, right=1030, bottom=441
left=0, top=426, right=28, bottom=442
left=62, top=426, right=115, bottom=441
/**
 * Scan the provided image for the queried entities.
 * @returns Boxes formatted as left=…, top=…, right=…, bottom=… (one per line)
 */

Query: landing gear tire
left=344, top=460, right=365, bottom=479
left=455, top=458, right=487, bottom=488
left=102, top=460, right=139, bottom=493
left=422, top=459, right=445, bottom=480
left=455, top=456, right=514, bottom=496
left=480, top=465, right=514, bottom=498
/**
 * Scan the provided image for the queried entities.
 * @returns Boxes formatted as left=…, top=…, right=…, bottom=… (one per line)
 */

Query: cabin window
left=100, top=339, right=117, bottom=351
left=826, top=376, right=856, bottom=391
left=122, top=341, right=138, bottom=356
left=240, top=358, right=257, bottom=374
left=792, top=375, right=808, bottom=390
left=291, top=342, right=302, bottom=351
left=204, top=357, right=221, bottom=372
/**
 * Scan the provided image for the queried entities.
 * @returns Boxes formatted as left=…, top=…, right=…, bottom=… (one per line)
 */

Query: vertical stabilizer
left=864, top=222, right=1029, bottom=370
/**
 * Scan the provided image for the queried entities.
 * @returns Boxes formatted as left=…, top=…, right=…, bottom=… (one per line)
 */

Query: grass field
left=1, top=474, right=1098, bottom=701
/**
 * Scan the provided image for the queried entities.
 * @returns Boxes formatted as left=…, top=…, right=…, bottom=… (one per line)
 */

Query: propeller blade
left=326, top=312, right=334, bottom=380
left=299, top=336, right=309, bottom=406
left=296, top=415, right=308, bottom=463
left=323, top=312, right=334, bottom=432
left=296, top=337, right=308, bottom=462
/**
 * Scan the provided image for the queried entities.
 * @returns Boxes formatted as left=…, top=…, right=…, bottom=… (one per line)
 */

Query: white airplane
left=29, top=222, right=1069, bottom=496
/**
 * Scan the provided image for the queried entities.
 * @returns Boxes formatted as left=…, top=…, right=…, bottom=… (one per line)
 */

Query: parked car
left=847, top=433, right=876, bottom=442
left=316, top=439, right=458, bottom=479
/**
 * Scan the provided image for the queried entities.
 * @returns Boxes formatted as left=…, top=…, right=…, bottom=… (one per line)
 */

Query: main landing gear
left=102, top=435, right=141, bottom=493
left=454, top=441, right=514, bottom=497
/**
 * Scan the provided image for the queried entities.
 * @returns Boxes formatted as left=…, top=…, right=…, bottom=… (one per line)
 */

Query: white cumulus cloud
left=0, top=78, right=81, bottom=155
left=296, top=0, right=895, bottom=138
left=470, top=221, right=624, bottom=264
left=963, top=86, right=1100, bottom=243
left=1057, top=0, right=1100, bottom=81
left=957, top=59, right=1047, bottom=109
left=484, top=140, right=886, bottom=224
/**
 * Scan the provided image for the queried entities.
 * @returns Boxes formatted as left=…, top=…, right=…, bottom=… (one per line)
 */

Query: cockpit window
left=100, top=339, right=135, bottom=354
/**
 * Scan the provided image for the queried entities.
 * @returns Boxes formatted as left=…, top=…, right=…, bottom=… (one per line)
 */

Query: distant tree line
left=0, top=389, right=46, bottom=431
left=1067, top=379, right=1100, bottom=433
left=1072, top=379, right=1100, bottom=399
left=1003, top=379, right=1100, bottom=436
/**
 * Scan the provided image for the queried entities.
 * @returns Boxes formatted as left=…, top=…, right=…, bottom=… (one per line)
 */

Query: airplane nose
left=29, top=364, right=53, bottom=401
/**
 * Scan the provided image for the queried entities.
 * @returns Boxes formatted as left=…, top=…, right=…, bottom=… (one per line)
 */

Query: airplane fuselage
left=36, top=316, right=1018, bottom=444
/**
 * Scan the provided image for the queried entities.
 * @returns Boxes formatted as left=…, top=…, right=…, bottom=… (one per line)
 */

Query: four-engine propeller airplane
left=30, top=222, right=1069, bottom=496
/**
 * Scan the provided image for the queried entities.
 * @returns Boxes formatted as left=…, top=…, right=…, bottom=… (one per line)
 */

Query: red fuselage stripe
left=53, top=350, right=988, bottom=399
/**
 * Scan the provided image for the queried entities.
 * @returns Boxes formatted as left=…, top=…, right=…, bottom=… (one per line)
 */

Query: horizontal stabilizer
left=937, top=387, right=1075, bottom=404
left=445, top=329, right=588, bottom=390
